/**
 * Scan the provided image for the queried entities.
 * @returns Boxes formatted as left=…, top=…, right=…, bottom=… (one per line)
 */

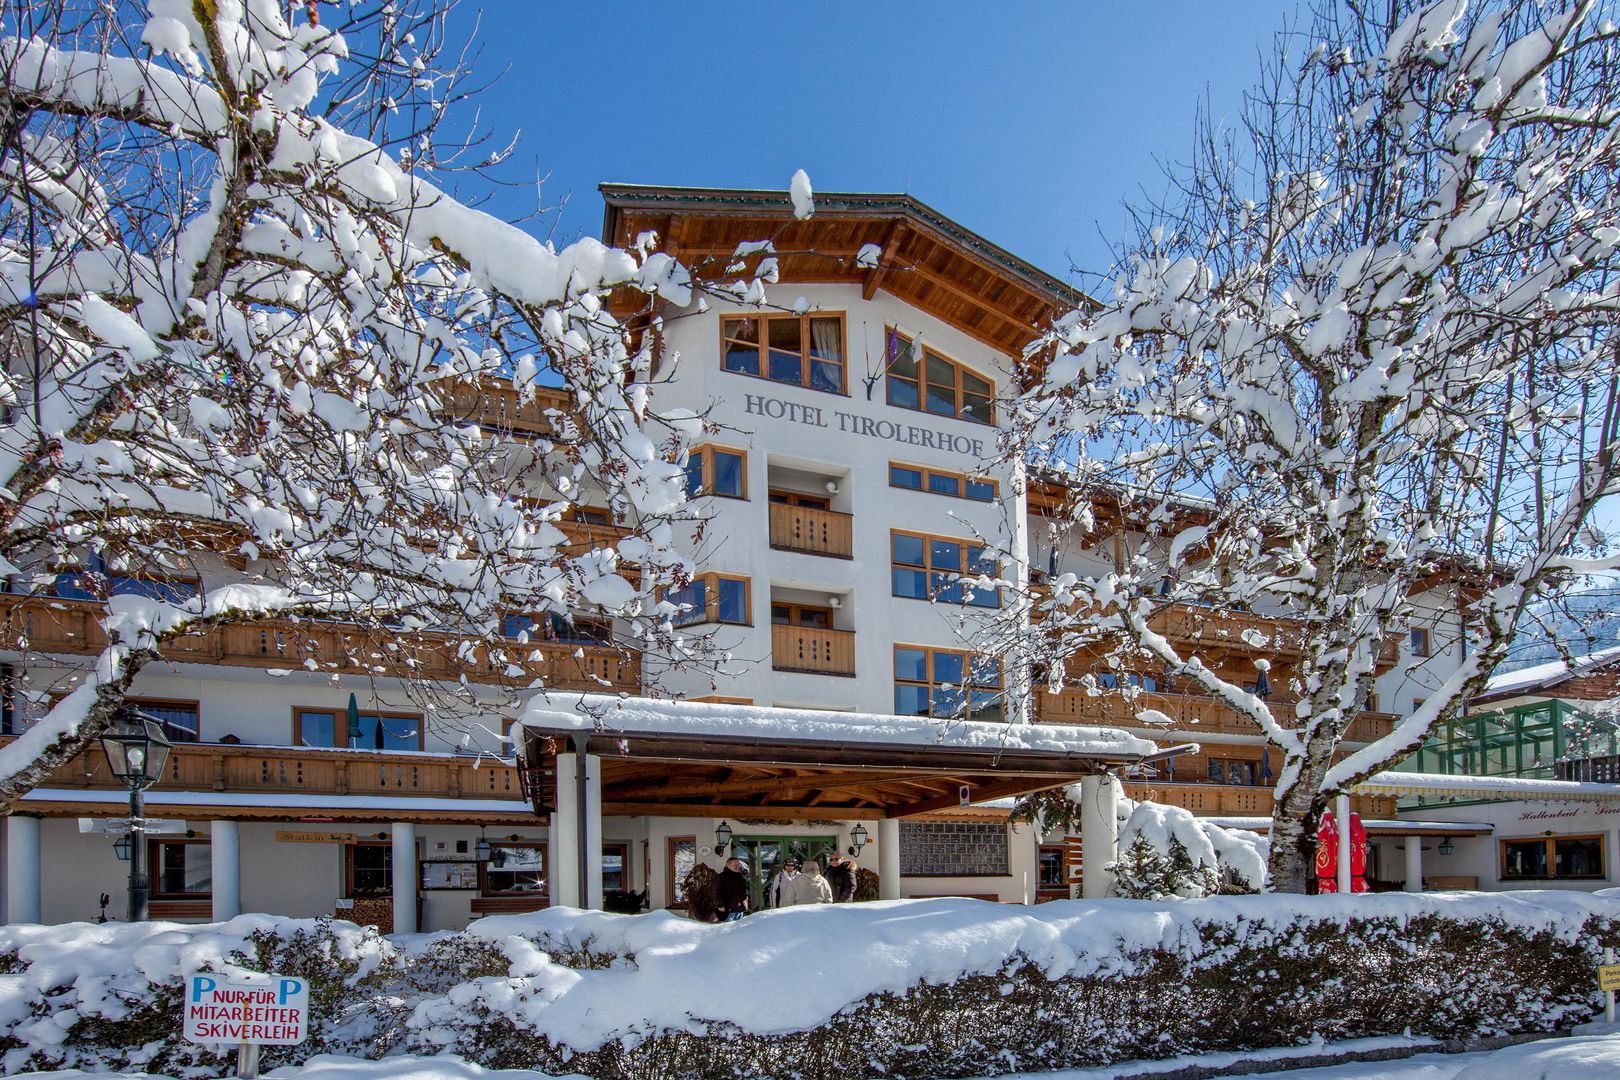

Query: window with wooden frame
left=890, top=530, right=1000, bottom=608
left=721, top=313, right=847, bottom=394
left=884, top=329, right=995, bottom=425
left=345, top=842, right=394, bottom=898
left=602, top=842, right=630, bottom=893
left=1205, top=756, right=1260, bottom=786
left=295, top=706, right=423, bottom=751
left=130, top=699, right=201, bottom=743
left=149, top=838, right=211, bottom=899
left=684, top=445, right=748, bottom=499
left=501, top=612, right=613, bottom=646
left=893, top=644, right=1003, bottom=720
left=666, top=573, right=751, bottom=627
left=768, top=489, right=831, bottom=510
left=1410, top=627, right=1431, bottom=657
left=1500, top=834, right=1605, bottom=880
left=888, top=462, right=998, bottom=502
left=52, top=551, right=200, bottom=605
left=1037, top=844, right=1066, bottom=891
left=686, top=695, right=755, bottom=705
left=564, top=505, right=612, bottom=527
left=667, top=836, right=697, bottom=908
left=481, top=842, right=547, bottom=896
left=770, top=602, right=833, bottom=629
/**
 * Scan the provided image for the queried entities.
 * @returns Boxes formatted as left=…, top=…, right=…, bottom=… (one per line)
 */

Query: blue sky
left=446, top=2, right=1300, bottom=286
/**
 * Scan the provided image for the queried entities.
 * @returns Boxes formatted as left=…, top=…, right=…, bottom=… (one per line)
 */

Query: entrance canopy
left=515, top=696, right=1158, bottom=821
left=1353, top=771, right=1620, bottom=804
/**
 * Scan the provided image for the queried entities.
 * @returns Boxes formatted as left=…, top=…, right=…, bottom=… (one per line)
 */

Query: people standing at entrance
left=766, top=858, right=800, bottom=908
left=783, top=859, right=833, bottom=906
left=715, top=856, right=750, bottom=921
left=825, top=852, right=857, bottom=903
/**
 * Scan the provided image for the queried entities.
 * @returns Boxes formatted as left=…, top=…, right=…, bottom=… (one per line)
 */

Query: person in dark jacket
left=714, top=856, right=750, bottom=921
left=825, top=851, right=857, bottom=903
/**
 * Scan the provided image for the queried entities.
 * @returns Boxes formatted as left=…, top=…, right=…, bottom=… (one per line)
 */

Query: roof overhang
left=517, top=695, right=1154, bottom=821
left=599, top=183, right=1089, bottom=359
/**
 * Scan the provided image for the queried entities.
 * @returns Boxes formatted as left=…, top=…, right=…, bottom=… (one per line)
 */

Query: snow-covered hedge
left=2, top=893, right=1616, bottom=1078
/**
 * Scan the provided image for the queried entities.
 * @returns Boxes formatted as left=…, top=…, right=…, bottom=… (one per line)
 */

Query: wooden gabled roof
left=599, top=184, right=1090, bottom=358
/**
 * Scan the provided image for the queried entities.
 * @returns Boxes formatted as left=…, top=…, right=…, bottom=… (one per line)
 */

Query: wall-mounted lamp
left=825, top=480, right=839, bottom=494
left=848, top=823, right=869, bottom=857
left=714, top=820, right=733, bottom=856
left=1437, top=839, right=1454, bottom=856
left=827, top=596, right=842, bottom=609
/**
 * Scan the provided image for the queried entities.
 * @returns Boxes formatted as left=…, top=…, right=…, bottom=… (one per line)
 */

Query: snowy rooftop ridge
left=1481, top=644, right=1620, bottom=700
left=518, top=694, right=1159, bottom=759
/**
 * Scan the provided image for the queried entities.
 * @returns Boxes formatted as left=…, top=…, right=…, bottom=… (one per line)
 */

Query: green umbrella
left=346, top=693, right=362, bottom=745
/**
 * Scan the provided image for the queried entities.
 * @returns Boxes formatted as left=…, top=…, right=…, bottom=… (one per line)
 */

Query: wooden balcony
left=768, top=503, right=853, bottom=559
left=1031, top=588, right=1401, bottom=668
left=1036, top=688, right=1398, bottom=742
left=3, top=737, right=532, bottom=821
left=1123, top=780, right=1397, bottom=819
left=771, top=624, right=856, bottom=676
left=436, top=380, right=568, bottom=438
left=0, top=596, right=640, bottom=693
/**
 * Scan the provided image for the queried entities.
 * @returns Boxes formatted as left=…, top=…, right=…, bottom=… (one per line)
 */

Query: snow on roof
left=1201, top=816, right=1494, bottom=835
left=518, top=694, right=1158, bottom=759
left=21, top=788, right=531, bottom=815
left=1482, top=644, right=1620, bottom=699
left=1353, top=771, right=1620, bottom=802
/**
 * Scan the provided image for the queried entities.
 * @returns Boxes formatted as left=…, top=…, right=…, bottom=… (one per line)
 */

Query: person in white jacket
left=783, top=860, right=833, bottom=906
left=765, top=858, right=800, bottom=908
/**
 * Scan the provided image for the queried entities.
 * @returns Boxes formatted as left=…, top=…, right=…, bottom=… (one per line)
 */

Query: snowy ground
left=12, top=1030, right=1620, bottom=1080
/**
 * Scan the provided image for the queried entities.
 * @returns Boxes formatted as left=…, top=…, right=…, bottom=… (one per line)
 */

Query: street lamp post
left=99, top=709, right=173, bottom=922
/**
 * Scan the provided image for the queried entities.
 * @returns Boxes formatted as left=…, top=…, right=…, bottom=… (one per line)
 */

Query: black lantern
left=714, top=820, right=733, bottom=855
left=112, top=835, right=132, bottom=861
left=475, top=827, right=492, bottom=863
left=848, top=823, right=869, bottom=857
left=100, top=710, right=173, bottom=789
left=1438, top=839, right=1454, bottom=856
left=99, top=707, right=173, bottom=922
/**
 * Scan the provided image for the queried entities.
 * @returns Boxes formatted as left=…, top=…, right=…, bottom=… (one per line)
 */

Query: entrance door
left=734, top=835, right=837, bottom=910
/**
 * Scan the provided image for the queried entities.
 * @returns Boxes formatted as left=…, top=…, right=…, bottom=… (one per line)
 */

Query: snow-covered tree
left=1003, top=0, right=1620, bottom=890
left=0, top=0, right=739, bottom=801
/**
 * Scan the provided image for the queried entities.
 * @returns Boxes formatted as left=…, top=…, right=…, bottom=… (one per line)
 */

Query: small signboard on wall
left=419, top=859, right=479, bottom=890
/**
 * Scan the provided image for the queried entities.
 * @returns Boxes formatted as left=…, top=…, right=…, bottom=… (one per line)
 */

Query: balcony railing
left=3, top=737, right=527, bottom=805
left=0, top=596, right=640, bottom=693
left=771, top=624, right=856, bottom=676
left=768, top=504, right=853, bottom=559
left=1123, top=780, right=1397, bottom=819
left=1556, top=755, right=1620, bottom=783
left=1031, top=587, right=1401, bottom=668
left=1036, top=687, right=1398, bottom=742
left=436, top=380, right=568, bottom=438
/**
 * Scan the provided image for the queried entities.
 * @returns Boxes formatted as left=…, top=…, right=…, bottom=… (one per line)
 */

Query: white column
left=390, top=822, right=416, bottom=934
left=582, top=753, right=603, bottom=910
left=1335, top=794, right=1352, bottom=895
left=1403, top=835, right=1423, bottom=893
left=5, top=815, right=40, bottom=924
left=1080, top=773, right=1119, bottom=899
left=878, top=817, right=901, bottom=900
left=210, top=820, right=241, bottom=920
left=551, top=752, right=580, bottom=908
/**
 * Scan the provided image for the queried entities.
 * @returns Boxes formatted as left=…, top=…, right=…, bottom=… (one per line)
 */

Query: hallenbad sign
left=742, top=392, right=988, bottom=459
left=183, top=973, right=309, bottom=1045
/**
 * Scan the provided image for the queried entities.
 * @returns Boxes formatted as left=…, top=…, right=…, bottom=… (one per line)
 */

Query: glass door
left=736, top=835, right=837, bottom=909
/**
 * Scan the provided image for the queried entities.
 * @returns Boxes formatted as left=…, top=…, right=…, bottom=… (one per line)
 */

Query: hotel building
left=0, top=185, right=1474, bottom=930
